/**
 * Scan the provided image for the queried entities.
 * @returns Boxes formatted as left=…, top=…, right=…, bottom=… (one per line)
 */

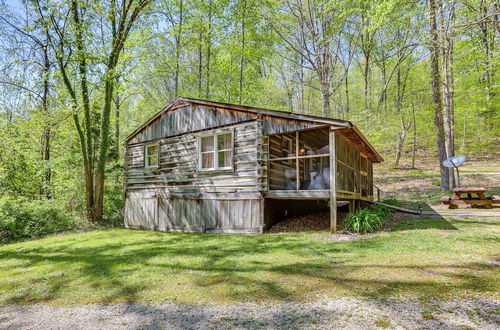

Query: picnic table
left=441, top=187, right=500, bottom=209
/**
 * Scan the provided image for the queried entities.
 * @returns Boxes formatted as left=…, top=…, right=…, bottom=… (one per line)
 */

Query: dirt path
left=1, top=297, right=498, bottom=329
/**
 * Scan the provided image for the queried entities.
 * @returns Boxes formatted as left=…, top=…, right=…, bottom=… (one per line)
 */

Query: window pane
left=218, top=150, right=231, bottom=168
left=201, top=136, right=214, bottom=152
left=202, top=153, right=214, bottom=169
left=217, top=133, right=231, bottom=150
left=147, top=145, right=158, bottom=154
left=148, top=155, right=158, bottom=166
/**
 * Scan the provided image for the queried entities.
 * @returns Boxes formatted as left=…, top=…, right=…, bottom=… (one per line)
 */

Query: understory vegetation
left=0, top=197, right=80, bottom=244
left=344, top=200, right=398, bottom=234
left=0, top=213, right=497, bottom=305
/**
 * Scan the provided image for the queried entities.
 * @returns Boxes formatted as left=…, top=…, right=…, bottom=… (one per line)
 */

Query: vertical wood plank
left=295, top=130, right=300, bottom=190
left=329, top=129, right=337, bottom=233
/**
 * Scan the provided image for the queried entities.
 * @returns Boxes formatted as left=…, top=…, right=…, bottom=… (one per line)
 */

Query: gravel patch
left=1, top=296, right=498, bottom=329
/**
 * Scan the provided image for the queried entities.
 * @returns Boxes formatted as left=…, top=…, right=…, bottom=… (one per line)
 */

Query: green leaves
left=344, top=200, right=396, bottom=233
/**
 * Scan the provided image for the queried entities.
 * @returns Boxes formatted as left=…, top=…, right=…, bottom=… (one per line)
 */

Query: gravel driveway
left=1, top=296, right=498, bottom=329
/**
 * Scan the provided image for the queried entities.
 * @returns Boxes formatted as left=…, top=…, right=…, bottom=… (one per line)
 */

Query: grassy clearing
left=374, top=155, right=500, bottom=205
left=0, top=212, right=498, bottom=306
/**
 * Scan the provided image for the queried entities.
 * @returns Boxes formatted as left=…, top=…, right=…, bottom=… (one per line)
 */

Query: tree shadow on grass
left=389, top=203, right=458, bottom=231
left=0, top=229, right=497, bottom=305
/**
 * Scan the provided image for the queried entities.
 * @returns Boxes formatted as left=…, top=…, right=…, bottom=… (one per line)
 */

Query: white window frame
left=197, top=130, right=234, bottom=172
left=145, top=143, right=160, bottom=168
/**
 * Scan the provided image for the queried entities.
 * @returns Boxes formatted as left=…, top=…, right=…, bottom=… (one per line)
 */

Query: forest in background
left=0, top=0, right=498, bottom=221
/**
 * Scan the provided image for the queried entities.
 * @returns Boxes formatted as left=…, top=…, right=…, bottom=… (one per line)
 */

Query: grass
left=374, top=155, right=500, bottom=205
left=0, top=212, right=498, bottom=306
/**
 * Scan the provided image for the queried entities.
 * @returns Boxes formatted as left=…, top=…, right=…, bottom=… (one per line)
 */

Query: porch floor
left=266, top=190, right=374, bottom=201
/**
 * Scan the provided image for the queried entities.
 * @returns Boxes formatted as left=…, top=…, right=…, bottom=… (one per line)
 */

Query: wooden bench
left=441, top=187, right=500, bottom=209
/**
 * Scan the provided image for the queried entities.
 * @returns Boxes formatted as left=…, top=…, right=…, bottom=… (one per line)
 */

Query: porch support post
left=349, top=199, right=355, bottom=213
left=329, top=128, right=337, bottom=233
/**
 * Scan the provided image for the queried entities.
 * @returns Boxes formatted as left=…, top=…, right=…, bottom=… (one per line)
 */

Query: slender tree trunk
left=115, top=93, right=120, bottom=158
left=428, top=0, right=450, bottom=190
left=94, top=74, right=116, bottom=220
left=479, top=1, right=495, bottom=120
left=345, top=68, right=350, bottom=114
left=238, top=0, right=247, bottom=105
left=40, top=36, right=51, bottom=199
left=197, top=29, right=203, bottom=97
left=411, top=102, right=417, bottom=169
left=174, top=0, right=183, bottom=98
left=71, top=0, right=95, bottom=219
left=299, top=57, right=305, bottom=113
left=393, top=59, right=410, bottom=168
left=364, top=52, right=370, bottom=110
left=440, top=0, right=456, bottom=189
left=394, top=117, right=411, bottom=167
left=205, top=4, right=212, bottom=99
left=381, top=61, right=387, bottom=114
left=320, top=79, right=331, bottom=117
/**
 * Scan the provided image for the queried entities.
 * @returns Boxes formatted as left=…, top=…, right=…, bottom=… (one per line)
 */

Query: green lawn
left=0, top=214, right=498, bottom=305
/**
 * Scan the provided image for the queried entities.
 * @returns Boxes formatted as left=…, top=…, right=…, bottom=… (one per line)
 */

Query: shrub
left=0, top=197, right=77, bottom=244
left=344, top=200, right=398, bottom=234
left=344, top=209, right=384, bottom=233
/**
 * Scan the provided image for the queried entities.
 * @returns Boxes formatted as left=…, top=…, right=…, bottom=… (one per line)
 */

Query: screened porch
left=264, top=126, right=376, bottom=201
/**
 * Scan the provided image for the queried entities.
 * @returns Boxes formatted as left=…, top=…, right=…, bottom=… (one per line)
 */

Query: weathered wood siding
left=128, top=104, right=257, bottom=145
left=128, top=103, right=322, bottom=145
left=263, top=117, right=322, bottom=135
left=125, top=120, right=264, bottom=233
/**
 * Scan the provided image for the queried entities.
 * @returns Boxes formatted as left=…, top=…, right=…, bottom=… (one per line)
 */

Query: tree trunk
left=299, top=57, right=305, bottom=114
left=72, top=0, right=95, bottom=219
left=115, top=93, right=120, bottom=158
left=94, top=74, right=116, bottom=221
left=428, top=0, right=450, bottom=190
left=364, top=52, right=370, bottom=110
left=320, top=78, right=331, bottom=117
left=198, top=29, right=203, bottom=97
left=40, top=35, right=51, bottom=199
left=440, top=0, right=456, bottom=189
left=238, top=0, right=247, bottom=105
left=394, top=117, right=411, bottom=167
left=205, top=3, right=212, bottom=99
left=174, top=0, right=183, bottom=98
left=411, top=102, right=417, bottom=169
left=345, top=70, right=350, bottom=114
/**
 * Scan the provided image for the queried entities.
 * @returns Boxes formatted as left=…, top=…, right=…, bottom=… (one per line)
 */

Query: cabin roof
left=125, top=97, right=383, bottom=162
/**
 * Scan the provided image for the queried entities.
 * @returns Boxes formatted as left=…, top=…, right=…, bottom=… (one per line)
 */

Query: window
left=199, top=131, right=233, bottom=171
left=145, top=144, right=159, bottom=168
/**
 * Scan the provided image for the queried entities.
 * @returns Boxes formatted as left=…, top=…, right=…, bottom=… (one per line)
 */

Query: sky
left=4, top=0, right=23, bottom=12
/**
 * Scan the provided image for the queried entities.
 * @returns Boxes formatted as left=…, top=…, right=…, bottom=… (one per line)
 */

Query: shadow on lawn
left=389, top=203, right=458, bottom=231
left=0, top=227, right=496, bottom=305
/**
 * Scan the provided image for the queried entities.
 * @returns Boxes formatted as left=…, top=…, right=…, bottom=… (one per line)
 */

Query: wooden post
left=329, top=128, right=337, bottom=233
left=256, top=114, right=265, bottom=233
left=377, top=187, right=380, bottom=202
left=295, top=131, right=300, bottom=190
left=349, top=199, right=355, bottom=213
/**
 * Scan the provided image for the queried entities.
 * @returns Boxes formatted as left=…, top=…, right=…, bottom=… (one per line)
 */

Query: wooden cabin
left=124, top=97, right=383, bottom=234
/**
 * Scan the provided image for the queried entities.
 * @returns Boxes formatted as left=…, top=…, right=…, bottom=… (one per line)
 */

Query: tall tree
left=48, top=0, right=151, bottom=220
left=273, top=0, right=345, bottom=117
left=428, top=0, right=450, bottom=189
left=0, top=2, right=54, bottom=198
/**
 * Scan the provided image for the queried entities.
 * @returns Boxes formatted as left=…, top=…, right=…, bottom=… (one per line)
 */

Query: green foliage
left=344, top=199, right=397, bottom=233
left=344, top=209, right=384, bottom=233
left=0, top=197, right=78, bottom=244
